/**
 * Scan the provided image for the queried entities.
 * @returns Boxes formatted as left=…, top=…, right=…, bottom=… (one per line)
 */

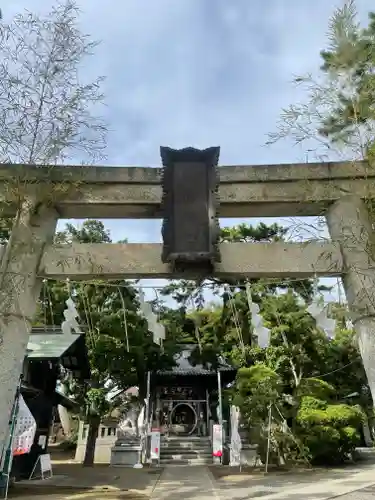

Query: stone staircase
left=160, top=436, right=213, bottom=466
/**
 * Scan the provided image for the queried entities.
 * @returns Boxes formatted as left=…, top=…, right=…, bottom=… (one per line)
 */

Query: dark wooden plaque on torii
left=160, top=146, right=221, bottom=274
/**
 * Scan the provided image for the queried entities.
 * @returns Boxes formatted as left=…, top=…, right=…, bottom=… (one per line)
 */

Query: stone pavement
left=11, top=463, right=161, bottom=499
left=150, top=462, right=375, bottom=500
left=213, top=462, right=375, bottom=500
left=150, top=466, right=220, bottom=500
left=339, top=486, right=375, bottom=500
left=9, top=462, right=375, bottom=499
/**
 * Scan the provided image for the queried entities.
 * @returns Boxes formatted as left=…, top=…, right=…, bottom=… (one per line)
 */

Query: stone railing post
left=326, top=196, right=375, bottom=401
left=0, top=199, right=58, bottom=456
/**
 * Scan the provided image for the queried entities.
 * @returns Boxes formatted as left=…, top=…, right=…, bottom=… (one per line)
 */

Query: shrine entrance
left=6, top=148, right=373, bottom=469
left=169, top=402, right=198, bottom=436
left=158, top=394, right=209, bottom=437
left=151, top=345, right=237, bottom=442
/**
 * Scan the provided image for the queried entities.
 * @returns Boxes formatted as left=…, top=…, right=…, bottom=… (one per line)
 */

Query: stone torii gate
left=0, top=150, right=374, bottom=455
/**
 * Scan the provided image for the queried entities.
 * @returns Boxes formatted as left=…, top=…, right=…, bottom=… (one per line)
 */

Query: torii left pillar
left=0, top=198, right=58, bottom=458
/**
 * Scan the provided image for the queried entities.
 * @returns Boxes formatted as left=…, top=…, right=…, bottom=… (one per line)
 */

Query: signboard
left=212, top=424, right=223, bottom=459
left=13, top=394, right=36, bottom=456
left=38, top=435, right=47, bottom=449
left=29, top=453, right=53, bottom=480
left=40, top=454, right=52, bottom=474
left=150, top=431, right=160, bottom=460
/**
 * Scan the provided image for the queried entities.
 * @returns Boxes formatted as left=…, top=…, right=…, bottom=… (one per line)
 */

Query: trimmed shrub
left=297, top=378, right=335, bottom=401
left=297, top=396, right=364, bottom=464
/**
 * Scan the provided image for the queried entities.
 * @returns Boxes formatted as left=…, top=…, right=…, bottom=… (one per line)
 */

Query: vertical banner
left=217, top=370, right=223, bottom=426
left=150, top=431, right=160, bottom=461
left=13, top=395, right=36, bottom=456
left=212, top=424, right=223, bottom=459
left=229, top=406, right=242, bottom=467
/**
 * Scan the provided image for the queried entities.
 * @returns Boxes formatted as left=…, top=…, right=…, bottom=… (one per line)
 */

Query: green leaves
left=37, top=219, right=177, bottom=416
left=297, top=396, right=364, bottom=463
left=318, top=3, right=375, bottom=152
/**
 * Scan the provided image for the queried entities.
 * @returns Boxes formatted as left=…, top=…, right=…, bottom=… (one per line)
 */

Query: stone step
left=161, top=436, right=211, bottom=442
left=160, top=457, right=212, bottom=466
left=161, top=450, right=211, bottom=456
left=160, top=452, right=212, bottom=460
left=161, top=443, right=212, bottom=450
left=160, top=439, right=211, bottom=447
left=160, top=436, right=212, bottom=463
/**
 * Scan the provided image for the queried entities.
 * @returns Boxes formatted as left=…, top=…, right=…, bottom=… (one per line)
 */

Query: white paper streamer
left=139, top=289, right=165, bottom=345
left=306, top=294, right=336, bottom=338
left=246, top=283, right=270, bottom=348
left=61, top=297, right=82, bottom=336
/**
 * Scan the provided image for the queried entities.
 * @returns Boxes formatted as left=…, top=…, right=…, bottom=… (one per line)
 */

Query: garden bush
left=297, top=396, right=364, bottom=464
left=296, top=378, right=335, bottom=401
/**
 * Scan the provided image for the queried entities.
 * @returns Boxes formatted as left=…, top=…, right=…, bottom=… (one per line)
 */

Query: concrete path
left=215, top=463, right=375, bottom=500
left=150, top=466, right=220, bottom=500
left=15, top=462, right=375, bottom=499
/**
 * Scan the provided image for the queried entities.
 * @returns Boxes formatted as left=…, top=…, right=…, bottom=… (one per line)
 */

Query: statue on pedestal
left=117, top=405, right=138, bottom=439
left=111, top=402, right=144, bottom=467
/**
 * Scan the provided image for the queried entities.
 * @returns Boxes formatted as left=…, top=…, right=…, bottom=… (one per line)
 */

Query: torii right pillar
left=326, top=196, right=375, bottom=402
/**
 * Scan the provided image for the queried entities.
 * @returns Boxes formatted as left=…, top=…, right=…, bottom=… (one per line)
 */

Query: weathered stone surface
left=0, top=159, right=369, bottom=182
left=160, top=146, right=221, bottom=268
left=0, top=201, right=57, bottom=458
left=38, top=241, right=343, bottom=280
left=326, top=196, right=375, bottom=406
left=0, top=160, right=374, bottom=218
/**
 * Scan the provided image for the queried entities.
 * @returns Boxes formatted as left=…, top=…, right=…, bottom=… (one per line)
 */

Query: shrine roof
left=157, top=346, right=236, bottom=376
left=27, top=327, right=90, bottom=380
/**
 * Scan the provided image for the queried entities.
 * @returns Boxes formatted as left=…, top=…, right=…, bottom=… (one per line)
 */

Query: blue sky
left=3, top=0, right=373, bottom=301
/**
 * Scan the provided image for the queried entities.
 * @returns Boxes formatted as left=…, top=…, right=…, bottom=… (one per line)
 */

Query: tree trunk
left=83, top=415, right=100, bottom=467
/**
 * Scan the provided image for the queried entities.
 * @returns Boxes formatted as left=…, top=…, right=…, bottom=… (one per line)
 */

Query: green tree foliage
left=161, top=223, right=317, bottom=368
left=0, top=209, right=366, bottom=465
left=37, top=220, right=177, bottom=466
left=159, top=220, right=371, bottom=463
left=268, top=1, right=375, bottom=160
left=319, top=2, right=375, bottom=154
left=297, top=396, right=364, bottom=464
left=233, top=362, right=365, bottom=464
left=230, top=297, right=370, bottom=464
left=233, top=365, right=283, bottom=424
left=324, top=328, right=371, bottom=411
left=232, top=365, right=296, bottom=464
